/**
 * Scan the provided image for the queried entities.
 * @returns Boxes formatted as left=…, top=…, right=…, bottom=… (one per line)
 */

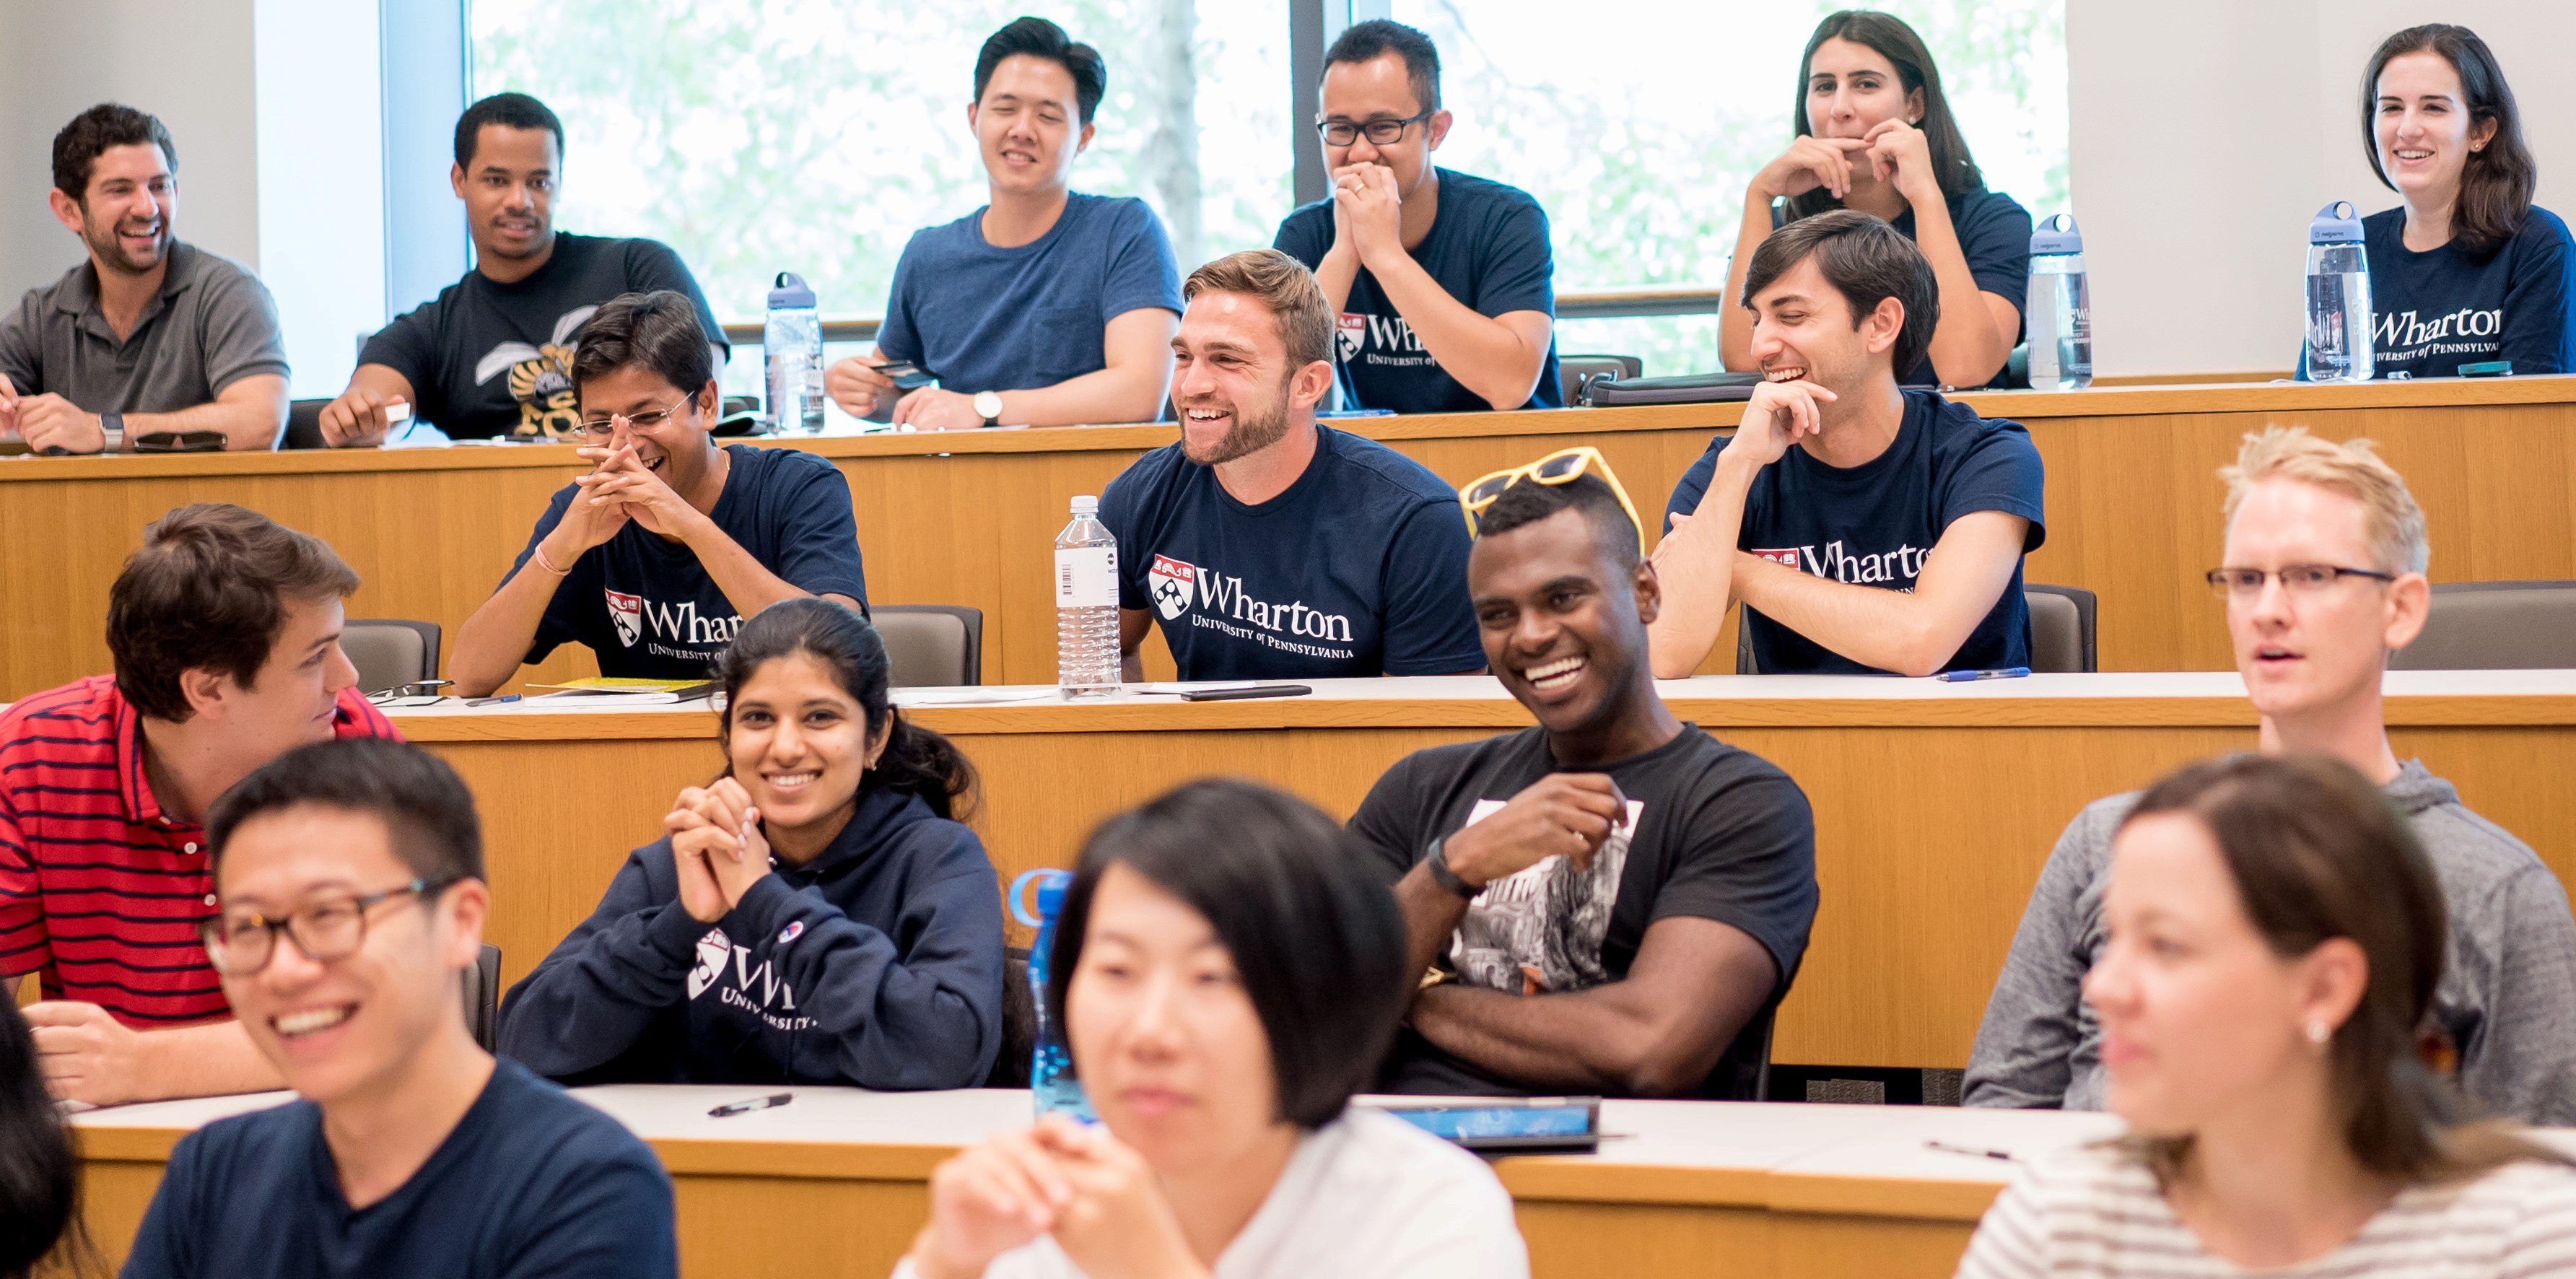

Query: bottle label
left=1055, top=546, right=1117, bottom=607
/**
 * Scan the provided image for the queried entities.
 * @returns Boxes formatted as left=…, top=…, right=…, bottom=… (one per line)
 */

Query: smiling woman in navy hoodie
left=498, top=598, right=1005, bottom=1088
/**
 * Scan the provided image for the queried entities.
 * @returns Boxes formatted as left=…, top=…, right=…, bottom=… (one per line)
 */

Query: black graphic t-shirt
left=359, top=233, right=728, bottom=440
left=1099, top=425, right=1483, bottom=680
left=506, top=445, right=867, bottom=680
left=2302, top=206, right=2576, bottom=380
left=1664, top=389, right=2046, bottom=676
left=1348, top=725, right=1817, bottom=1100
left=1274, top=168, right=1563, bottom=414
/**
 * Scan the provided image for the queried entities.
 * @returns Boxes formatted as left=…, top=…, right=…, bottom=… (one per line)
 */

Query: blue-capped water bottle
left=2025, top=214, right=2091, bottom=390
left=1010, top=868, right=1095, bottom=1120
left=764, top=271, right=825, bottom=435
left=2303, top=202, right=2375, bottom=383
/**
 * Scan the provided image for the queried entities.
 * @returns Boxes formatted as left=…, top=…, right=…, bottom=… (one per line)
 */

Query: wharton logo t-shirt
left=2344, top=205, right=2576, bottom=380
left=1100, top=424, right=1483, bottom=681
left=505, top=443, right=869, bottom=680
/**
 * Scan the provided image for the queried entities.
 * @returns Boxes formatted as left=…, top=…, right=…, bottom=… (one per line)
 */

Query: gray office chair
left=984, top=945, right=1037, bottom=1088
left=1559, top=354, right=1643, bottom=406
left=1733, top=583, right=2095, bottom=673
left=873, top=605, right=983, bottom=687
left=2390, top=580, right=2576, bottom=670
left=460, top=943, right=501, bottom=1052
left=343, top=619, right=442, bottom=694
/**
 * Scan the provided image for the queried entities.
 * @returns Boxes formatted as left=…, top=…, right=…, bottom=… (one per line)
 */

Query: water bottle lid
left=767, top=271, right=816, bottom=310
left=2308, top=201, right=2366, bottom=245
left=1008, top=868, right=1073, bottom=926
left=2029, top=212, right=2082, bottom=256
left=1070, top=494, right=1099, bottom=515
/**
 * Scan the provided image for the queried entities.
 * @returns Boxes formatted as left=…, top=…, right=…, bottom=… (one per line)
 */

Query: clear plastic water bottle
left=763, top=271, right=825, bottom=435
left=2025, top=214, right=2092, bottom=390
left=1055, top=497, right=1120, bottom=697
left=2304, top=201, right=2375, bottom=383
left=1010, top=869, right=1094, bottom=1120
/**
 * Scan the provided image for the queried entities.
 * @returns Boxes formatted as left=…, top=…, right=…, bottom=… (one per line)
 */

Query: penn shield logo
left=1148, top=554, right=1197, bottom=621
left=1335, top=313, right=1366, bottom=362
left=686, top=927, right=731, bottom=1000
left=1750, top=548, right=1804, bottom=572
left=606, top=589, right=643, bottom=647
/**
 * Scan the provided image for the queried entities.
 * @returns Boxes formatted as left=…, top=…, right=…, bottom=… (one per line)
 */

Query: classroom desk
left=390, top=669, right=2576, bottom=1073
left=68, top=1085, right=2128, bottom=1278
left=6, top=376, right=2574, bottom=697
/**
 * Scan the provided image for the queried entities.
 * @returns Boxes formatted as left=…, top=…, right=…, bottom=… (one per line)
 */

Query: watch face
left=974, top=392, right=1003, bottom=421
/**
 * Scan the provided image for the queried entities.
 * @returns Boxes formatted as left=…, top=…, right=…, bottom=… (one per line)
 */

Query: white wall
left=253, top=0, right=387, bottom=395
left=2071, top=0, right=2576, bottom=376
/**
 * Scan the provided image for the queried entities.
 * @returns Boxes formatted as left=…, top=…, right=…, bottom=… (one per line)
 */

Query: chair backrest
left=984, top=945, right=1036, bottom=1088
left=1733, top=584, right=2096, bottom=674
left=873, top=605, right=983, bottom=687
left=284, top=398, right=328, bottom=449
left=342, top=619, right=442, bottom=694
left=2023, top=583, right=2097, bottom=673
left=1559, top=353, right=1643, bottom=406
left=2391, top=580, right=2576, bottom=670
left=459, top=943, right=500, bottom=1052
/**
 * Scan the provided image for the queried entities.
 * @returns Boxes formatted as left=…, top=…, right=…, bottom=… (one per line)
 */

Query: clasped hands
left=909, top=1114, right=1208, bottom=1279
left=669, top=776, right=773, bottom=925
left=1759, top=118, right=1937, bottom=204
left=0, top=373, right=106, bottom=453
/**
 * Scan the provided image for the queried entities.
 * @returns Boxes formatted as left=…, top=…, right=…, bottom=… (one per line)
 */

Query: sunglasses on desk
left=1458, top=446, right=1646, bottom=556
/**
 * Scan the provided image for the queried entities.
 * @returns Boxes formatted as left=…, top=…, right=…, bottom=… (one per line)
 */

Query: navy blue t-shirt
left=876, top=194, right=1182, bottom=403
left=1275, top=168, right=1563, bottom=413
left=1664, top=390, right=2045, bottom=675
left=119, top=1059, right=676, bottom=1279
left=1100, top=424, right=1483, bottom=680
left=507, top=444, right=868, bottom=680
left=1778, top=188, right=2033, bottom=388
left=2332, top=206, right=2576, bottom=379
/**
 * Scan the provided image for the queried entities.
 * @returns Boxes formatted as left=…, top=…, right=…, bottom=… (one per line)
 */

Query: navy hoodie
left=497, top=787, right=1005, bottom=1089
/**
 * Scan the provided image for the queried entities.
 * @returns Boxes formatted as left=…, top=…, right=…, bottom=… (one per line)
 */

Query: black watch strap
left=1425, top=837, right=1477, bottom=899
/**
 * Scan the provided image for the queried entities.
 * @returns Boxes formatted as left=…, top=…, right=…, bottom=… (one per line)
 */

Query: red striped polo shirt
left=0, top=675, right=400, bottom=1026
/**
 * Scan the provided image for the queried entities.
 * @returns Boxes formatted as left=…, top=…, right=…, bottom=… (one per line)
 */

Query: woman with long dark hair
left=1956, top=754, right=2576, bottom=1275
left=2310, top=24, right=2573, bottom=379
left=1, top=1000, right=86, bottom=1279
left=1721, top=9, right=2030, bottom=390
left=497, top=597, right=1005, bottom=1089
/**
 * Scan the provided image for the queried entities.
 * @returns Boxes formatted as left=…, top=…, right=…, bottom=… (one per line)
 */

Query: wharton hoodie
left=1962, top=758, right=2576, bottom=1124
left=497, top=786, right=1005, bottom=1089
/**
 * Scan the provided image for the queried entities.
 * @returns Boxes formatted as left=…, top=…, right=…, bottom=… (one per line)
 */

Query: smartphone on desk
left=1179, top=684, right=1312, bottom=702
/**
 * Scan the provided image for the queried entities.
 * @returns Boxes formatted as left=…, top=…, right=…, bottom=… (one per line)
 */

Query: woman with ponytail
left=1957, top=754, right=2576, bottom=1275
left=499, top=598, right=1005, bottom=1090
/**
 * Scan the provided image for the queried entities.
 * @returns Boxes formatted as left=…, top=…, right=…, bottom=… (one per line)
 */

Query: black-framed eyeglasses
left=198, top=878, right=455, bottom=977
left=571, top=396, right=692, bottom=440
left=2204, top=564, right=2398, bottom=600
left=366, top=680, right=451, bottom=706
left=1316, top=110, right=1433, bottom=147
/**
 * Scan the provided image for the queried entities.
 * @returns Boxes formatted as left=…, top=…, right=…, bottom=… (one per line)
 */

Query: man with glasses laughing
left=120, top=738, right=677, bottom=1279
left=450, top=291, right=865, bottom=696
left=1273, top=19, right=1563, bottom=414
left=1965, top=427, right=2576, bottom=1123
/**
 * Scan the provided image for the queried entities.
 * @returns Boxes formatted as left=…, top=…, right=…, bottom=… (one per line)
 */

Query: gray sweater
left=1964, top=759, right=2576, bottom=1124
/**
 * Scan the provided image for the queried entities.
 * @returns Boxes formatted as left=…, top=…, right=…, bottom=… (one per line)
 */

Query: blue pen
left=465, top=694, right=522, bottom=707
left=1937, top=667, right=2031, bottom=683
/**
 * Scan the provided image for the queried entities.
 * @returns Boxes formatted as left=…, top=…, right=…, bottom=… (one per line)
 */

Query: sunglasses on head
left=1458, top=447, right=1646, bottom=555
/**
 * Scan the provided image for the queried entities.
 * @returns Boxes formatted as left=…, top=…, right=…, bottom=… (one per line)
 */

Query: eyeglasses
left=2204, top=564, right=2398, bottom=600
left=198, top=878, right=454, bottom=977
left=571, top=396, right=692, bottom=440
left=1459, top=447, right=1646, bottom=556
left=1315, top=110, right=1433, bottom=147
left=365, top=680, right=450, bottom=706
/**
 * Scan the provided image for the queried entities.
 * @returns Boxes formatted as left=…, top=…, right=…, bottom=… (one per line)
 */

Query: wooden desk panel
left=10, top=377, right=2574, bottom=699
left=396, top=676, right=2576, bottom=1072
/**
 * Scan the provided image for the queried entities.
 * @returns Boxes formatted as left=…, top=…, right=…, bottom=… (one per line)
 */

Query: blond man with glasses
left=1965, top=427, right=2576, bottom=1124
left=450, top=290, right=865, bottom=695
left=121, top=738, right=677, bottom=1279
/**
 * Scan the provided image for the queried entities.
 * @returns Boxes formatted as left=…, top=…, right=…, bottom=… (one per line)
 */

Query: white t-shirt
left=893, top=1109, right=1529, bottom=1279
left=1956, top=1142, right=2576, bottom=1277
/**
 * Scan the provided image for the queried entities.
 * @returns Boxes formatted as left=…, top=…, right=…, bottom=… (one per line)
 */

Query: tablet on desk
left=1374, top=1096, right=1603, bottom=1153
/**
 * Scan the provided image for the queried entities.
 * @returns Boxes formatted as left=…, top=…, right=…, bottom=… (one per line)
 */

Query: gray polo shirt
left=0, top=240, right=289, bottom=414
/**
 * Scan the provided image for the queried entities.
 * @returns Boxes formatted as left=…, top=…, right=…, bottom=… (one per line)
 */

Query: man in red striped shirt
left=1, top=502, right=398, bottom=1104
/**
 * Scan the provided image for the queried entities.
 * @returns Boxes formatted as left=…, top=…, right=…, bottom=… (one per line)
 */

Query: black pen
left=709, top=1092, right=793, bottom=1118
left=1925, top=1138, right=2015, bottom=1161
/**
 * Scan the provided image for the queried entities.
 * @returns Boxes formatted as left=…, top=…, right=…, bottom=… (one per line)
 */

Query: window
left=1389, top=0, right=2067, bottom=376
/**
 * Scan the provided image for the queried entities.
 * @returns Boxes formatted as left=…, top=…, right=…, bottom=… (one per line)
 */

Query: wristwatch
left=1424, top=837, right=1478, bottom=900
left=972, top=390, right=1003, bottom=428
left=98, top=411, right=123, bottom=454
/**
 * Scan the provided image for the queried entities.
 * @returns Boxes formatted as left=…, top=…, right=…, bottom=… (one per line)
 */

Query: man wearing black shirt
left=318, top=93, right=726, bottom=444
left=121, top=739, right=674, bottom=1279
left=1348, top=470, right=1817, bottom=1099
